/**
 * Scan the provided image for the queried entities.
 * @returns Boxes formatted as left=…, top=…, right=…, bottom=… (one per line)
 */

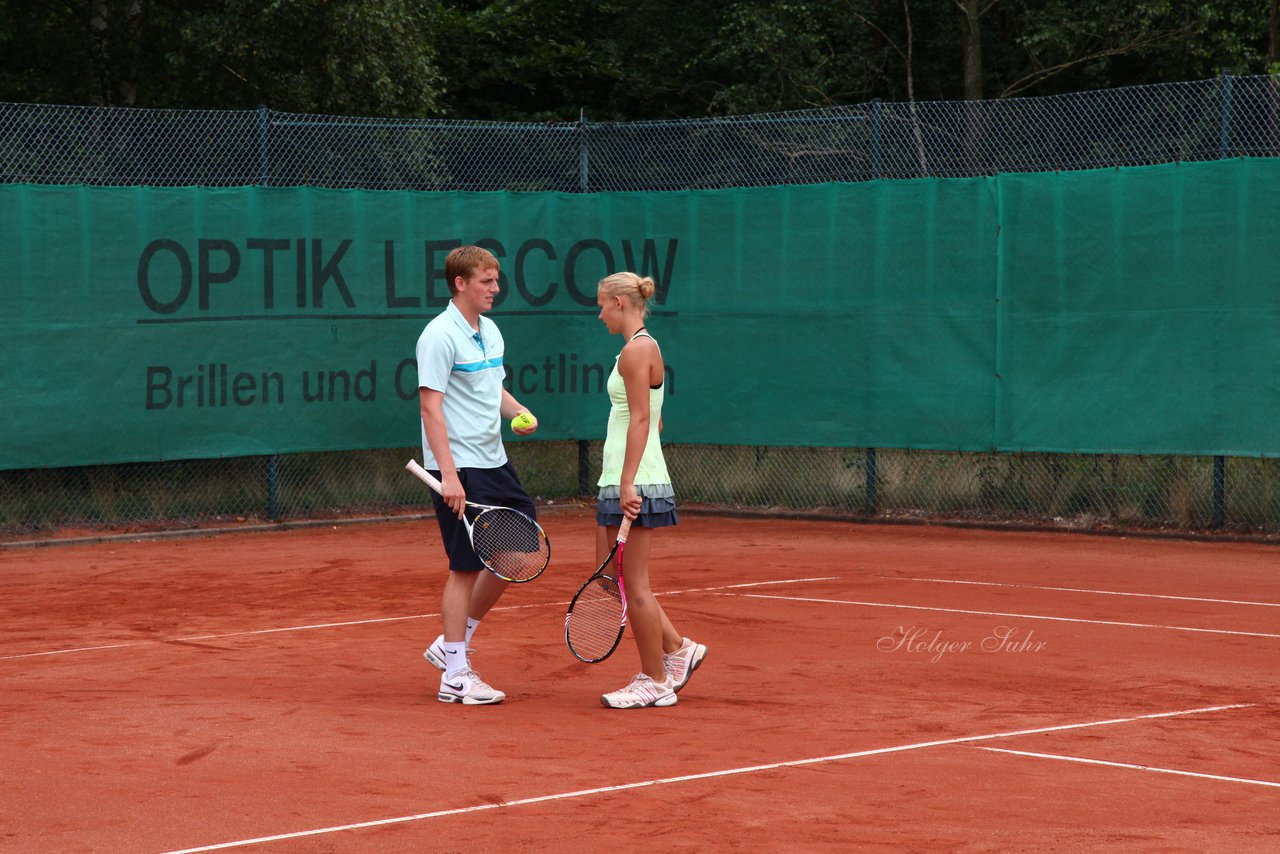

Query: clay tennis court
left=3, top=510, right=1277, bottom=852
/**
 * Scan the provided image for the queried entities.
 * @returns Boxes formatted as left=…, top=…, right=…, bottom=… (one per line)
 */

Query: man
left=416, top=245, right=538, bottom=705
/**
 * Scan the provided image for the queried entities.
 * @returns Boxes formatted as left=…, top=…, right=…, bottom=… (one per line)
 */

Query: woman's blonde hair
left=598, top=271, right=656, bottom=316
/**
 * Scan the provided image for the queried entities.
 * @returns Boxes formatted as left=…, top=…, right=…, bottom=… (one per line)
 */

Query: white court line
left=661, top=576, right=839, bottom=596
left=0, top=577, right=833, bottom=662
left=0, top=641, right=152, bottom=659
left=892, top=577, right=1280, bottom=608
left=733, top=593, right=1280, bottom=640
left=977, top=746, right=1280, bottom=789
left=159, top=703, right=1251, bottom=854
left=0, top=614, right=440, bottom=661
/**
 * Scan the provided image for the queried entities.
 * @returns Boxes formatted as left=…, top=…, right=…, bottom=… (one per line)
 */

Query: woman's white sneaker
left=664, top=637, right=707, bottom=692
left=600, top=673, right=677, bottom=709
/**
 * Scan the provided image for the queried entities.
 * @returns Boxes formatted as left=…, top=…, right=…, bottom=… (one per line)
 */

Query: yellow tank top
left=597, top=330, right=670, bottom=488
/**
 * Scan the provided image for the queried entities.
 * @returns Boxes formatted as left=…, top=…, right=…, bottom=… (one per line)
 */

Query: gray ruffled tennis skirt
left=596, top=483, right=679, bottom=528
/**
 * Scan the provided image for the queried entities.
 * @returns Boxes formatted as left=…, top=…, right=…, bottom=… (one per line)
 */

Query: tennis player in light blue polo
left=416, top=300, right=509, bottom=472
left=415, top=245, right=539, bottom=706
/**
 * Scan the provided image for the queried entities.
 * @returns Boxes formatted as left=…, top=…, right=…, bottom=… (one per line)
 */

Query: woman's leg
left=599, top=523, right=683, bottom=659
left=617, top=525, right=663, bottom=679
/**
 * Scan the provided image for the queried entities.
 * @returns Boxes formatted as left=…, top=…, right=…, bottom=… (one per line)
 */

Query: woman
left=594, top=271, right=707, bottom=709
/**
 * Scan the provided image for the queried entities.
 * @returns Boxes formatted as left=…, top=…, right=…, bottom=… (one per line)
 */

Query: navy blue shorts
left=429, top=462, right=536, bottom=572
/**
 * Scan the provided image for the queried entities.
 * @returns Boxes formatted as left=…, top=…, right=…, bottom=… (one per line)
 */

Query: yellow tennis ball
left=511, top=412, right=537, bottom=432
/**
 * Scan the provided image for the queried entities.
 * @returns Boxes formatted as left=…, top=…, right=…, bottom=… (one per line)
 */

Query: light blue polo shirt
left=416, top=300, right=508, bottom=470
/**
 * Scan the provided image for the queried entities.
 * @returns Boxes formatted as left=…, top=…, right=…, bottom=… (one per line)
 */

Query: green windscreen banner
left=2, top=158, right=1277, bottom=470
left=996, top=159, right=1280, bottom=455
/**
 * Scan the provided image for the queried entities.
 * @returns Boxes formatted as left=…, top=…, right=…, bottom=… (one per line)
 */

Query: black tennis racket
left=564, top=517, right=632, bottom=663
left=405, top=459, right=550, bottom=583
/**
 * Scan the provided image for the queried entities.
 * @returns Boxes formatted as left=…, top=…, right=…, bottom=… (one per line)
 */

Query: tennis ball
left=511, top=411, right=537, bottom=432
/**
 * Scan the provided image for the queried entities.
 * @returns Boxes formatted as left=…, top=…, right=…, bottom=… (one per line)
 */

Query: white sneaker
left=438, top=669, right=505, bottom=705
left=600, top=673, right=677, bottom=709
left=664, top=637, right=707, bottom=693
left=423, top=635, right=447, bottom=670
left=423, top=635, right=471, bottom=671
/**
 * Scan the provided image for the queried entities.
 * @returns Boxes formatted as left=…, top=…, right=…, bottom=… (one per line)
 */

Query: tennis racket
left=564, top=517, right=632, bottom=663
left=405, top=459, right=550, bottom=583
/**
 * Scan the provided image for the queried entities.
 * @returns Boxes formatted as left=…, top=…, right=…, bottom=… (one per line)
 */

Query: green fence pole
left=1212, top=455, right=1226, bottom=529
left=1219, top=73, right=1234, bottom=158
left=256, top=105, right=270, bottom=185
left=578, top=441, right=591, bottom=498
left=865, top=447, right=878, bottom=515
left=870, top=99, right=882, bottom=179
left=577, top=109, right=592, bottom=495
left=577, top=108, right=589, bottom=193
left=267, top=453, right=280, bottom=520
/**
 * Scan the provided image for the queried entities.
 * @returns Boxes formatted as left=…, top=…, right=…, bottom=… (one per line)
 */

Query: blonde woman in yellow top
left=594, top=271, right=707, bottom=709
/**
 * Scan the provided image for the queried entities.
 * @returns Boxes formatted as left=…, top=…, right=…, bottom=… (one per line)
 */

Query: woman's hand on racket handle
left=620, top=482, right=642, bottom=520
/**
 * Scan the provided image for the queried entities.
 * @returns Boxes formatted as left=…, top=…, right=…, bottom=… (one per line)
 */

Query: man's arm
left=420, top=387, right=466, bottom=517
left=500, top=389, right=538, bottom=436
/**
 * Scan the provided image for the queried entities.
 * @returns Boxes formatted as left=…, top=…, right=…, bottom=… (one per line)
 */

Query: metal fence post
left=865, top=447, right=878, bottom=516
left=577, top=108, right=589, bottom=193
left=267, top=454, right=280, bottom=520
left=1212, top=455, right=1226, bottom=529
left=1218, top=73, right=1234, bottom=158
left=256, top=105, right=270, bottom=184
left=870, top=99, right=882, bottom=179
left=578, top=441, right=591, bottom=498
left=576, top=109, right=593, bottom=496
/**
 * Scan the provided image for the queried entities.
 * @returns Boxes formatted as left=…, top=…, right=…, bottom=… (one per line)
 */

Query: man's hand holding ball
left=510, top=411, right=538, bottom=436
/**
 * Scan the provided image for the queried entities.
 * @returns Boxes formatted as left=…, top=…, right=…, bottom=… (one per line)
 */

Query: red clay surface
left=2, top=510, right=1278, bottom=852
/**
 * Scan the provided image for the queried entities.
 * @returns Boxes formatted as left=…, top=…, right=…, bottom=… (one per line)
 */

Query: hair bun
left=637, top=276, right=656, bottom=300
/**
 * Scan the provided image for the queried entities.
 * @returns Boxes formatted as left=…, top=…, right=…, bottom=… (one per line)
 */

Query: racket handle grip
left=405, top=459, right=444, bottom=494
left=617, top=516, right=633, bottom=543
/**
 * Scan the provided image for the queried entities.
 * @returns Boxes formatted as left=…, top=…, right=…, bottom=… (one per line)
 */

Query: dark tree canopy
left=0, top=0, right=1272, bottom=118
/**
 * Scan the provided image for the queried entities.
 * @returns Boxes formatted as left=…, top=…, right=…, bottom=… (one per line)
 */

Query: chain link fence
left=4, top=75, right=1280, bottom=542
left=5, top=75, right=1279, bottom=189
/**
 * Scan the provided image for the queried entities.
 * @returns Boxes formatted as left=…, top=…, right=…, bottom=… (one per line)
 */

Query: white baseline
left=159, top=703, right=1251, bottom=854
left=978, top=746, right=1280, bottom=789
left=0, top=577, right=835, bottom=662
left=734, top=593, right=1280, bottom=640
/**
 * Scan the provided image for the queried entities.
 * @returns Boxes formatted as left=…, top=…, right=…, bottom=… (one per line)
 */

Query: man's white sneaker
left=664, top=637, right=707, bottom=693
left=424, top=635, right=472, bottom=671
left=600, top=673, right=677, bottom=709
left=423, top=634, right=447, bottom=670
left=438, top=669, right=504, bottom=705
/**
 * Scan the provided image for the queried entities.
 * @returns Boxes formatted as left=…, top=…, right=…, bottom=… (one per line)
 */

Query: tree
left=987, top=1, right=1267, bottom=98
left=688, top=0, right=882, bottom=114
left=1272, top=0, right=1279, bottom=68
left=432, top=0, right=622, bottom=121
left=0, top=1, right=101, bottom=105
left=954, top=0, right=996, bottom=100
left=0, top=0, right=1274, bottom=117
left=144, top=0, right=445, bottom=115
left=0, top=0, right=447, bottom=116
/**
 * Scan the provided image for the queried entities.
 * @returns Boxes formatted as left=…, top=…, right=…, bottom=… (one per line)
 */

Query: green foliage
left=146, top=0, right=445, bottom=115
left=433, top=0, right=621, bottom=121
left=988, top=0, right=1270, bottom=97
left=0, top=1, right=103, bottom=104
left=0, top=0, right=445, bottom=115
left=693, top=0, right=881, bottom=113
left=0, top=0, right=1274, bottom=117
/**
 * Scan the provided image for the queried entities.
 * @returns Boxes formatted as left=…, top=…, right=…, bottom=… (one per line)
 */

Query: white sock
left=465, top=617, right=481, bottom=643
left=443, top=643, right=467, bottom=676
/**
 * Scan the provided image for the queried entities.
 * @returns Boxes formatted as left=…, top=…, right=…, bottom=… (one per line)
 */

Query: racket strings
left=566, top=576, right=625, bottom=660
left=470, top=508, right=550, bottom=582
